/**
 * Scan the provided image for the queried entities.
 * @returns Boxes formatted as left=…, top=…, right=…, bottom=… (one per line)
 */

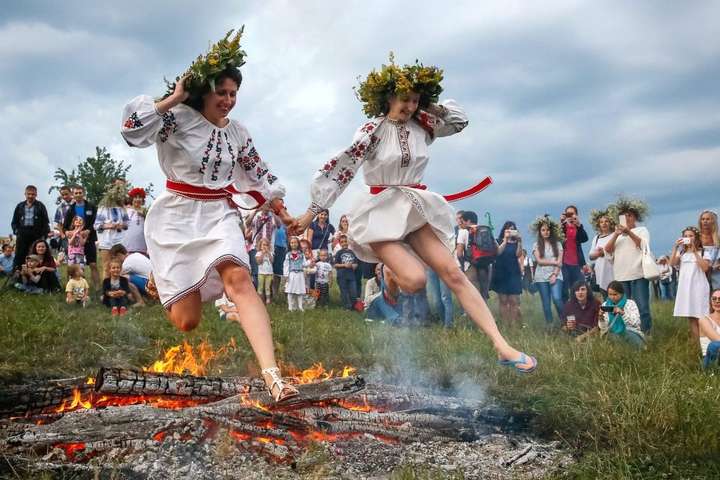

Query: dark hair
left=497, top=221, right=517, bottom=243
left=109, top=244, right=128, bottom=257
left=618, top=206, right=641, bottom=222
left=25, top=185, right=37, bottom=192
left=565, top=205, right=578, bottom=215
left=572, top=280, right=589, bottom=293
left=72, top=185, right=85, bottom=192
left=30, top=239, right=54, bottom=267
left=59, top=186, right=71, bottom=192
left=460, top=211, right=478, bottom=224
left=536, top=224, right=560, bottom=259
left=607, top=281, right=624, bottom=295
left=184, top=67, right=243, bottom=112
left=1, top=243, right=11, bottom=251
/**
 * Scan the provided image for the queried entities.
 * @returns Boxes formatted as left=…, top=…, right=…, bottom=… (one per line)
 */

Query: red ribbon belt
left=165, top=180, right=266, bottom=210
left=369, top=176, right=493, bottom=203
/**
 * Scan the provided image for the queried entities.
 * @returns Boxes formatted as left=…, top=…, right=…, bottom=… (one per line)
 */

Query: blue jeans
left=659, top=281, right=673, bottom=301
left=248, top=248, right=258, bottom=288
left=703, top=341, right=720, bottom=369
left=621, top=278, right=652, bottom=332
left=536, top=280, right=564, bottom=323
left=426, top=269, right=453, bottom=327
left=399, top=291, right=430, bottom=326
left=338, top=275, right=358, bottom=310
left=561, top=264, right=583, bottom=302
left=366, top=295, right=400, bottom=323
left=128, top=274, right=148, bottom=296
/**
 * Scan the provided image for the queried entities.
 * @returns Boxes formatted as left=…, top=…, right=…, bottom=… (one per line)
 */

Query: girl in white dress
left=120, top=37, right=298, bottom=402
left=295, top=57, right=536, bottom=373
left=671, top=227, right=711, bottom=340
left=122, top=188, right=148, bottom=255
left=283, top=237, right=306, bottom=311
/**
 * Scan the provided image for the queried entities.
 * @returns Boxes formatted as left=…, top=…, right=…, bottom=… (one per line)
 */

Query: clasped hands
left=270, top=198, right=314, bottom=236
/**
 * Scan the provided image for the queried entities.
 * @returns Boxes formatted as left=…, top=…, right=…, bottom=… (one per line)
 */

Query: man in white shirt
left=109, top=244, right=153, bottom=305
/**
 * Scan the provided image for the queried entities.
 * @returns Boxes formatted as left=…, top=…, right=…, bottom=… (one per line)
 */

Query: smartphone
left=509, top=229, right=519, bottom=237
left=681, top=237, right=692, bottom=245
left=618, top=214, right=627, bottom=227
left=600, top=305, right=615, bottom=313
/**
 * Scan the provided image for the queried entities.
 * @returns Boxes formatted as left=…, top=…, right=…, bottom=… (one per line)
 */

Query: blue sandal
left=498, top=353, right=537, bottom=373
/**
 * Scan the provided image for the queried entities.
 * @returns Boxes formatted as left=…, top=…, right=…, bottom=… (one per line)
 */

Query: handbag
left=641, top=240, right=660, bottom=281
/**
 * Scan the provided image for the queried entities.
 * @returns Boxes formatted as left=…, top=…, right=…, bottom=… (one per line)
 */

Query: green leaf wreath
left=163, top=27, right=247, bottom=98
left=589, top=208, right=616, bottom=232
left=354, top=52, right=444, bottom=118
left=608, top=195, right=650, bottom=222
left=530, top=214, right=565, bottom=241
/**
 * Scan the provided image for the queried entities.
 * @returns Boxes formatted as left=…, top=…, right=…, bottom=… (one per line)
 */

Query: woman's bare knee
left=441, top=264, right=467, bottom=290
left=398, top=269, right=427, bottom=293
left=169, top=308, right=200, bottom=332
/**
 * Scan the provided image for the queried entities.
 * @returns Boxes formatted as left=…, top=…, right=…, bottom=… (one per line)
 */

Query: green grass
left=1, top=282, right=719, bottom=479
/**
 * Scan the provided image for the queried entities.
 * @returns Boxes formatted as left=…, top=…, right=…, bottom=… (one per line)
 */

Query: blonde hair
left=698, top=210, right=720, bottom=246
left=67, top=264, right=83, bottom=278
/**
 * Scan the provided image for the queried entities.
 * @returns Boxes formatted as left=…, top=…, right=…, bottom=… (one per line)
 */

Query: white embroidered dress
left=121, top=96, right=285, bottom=308
left=309, top=101, right=468, bottom=262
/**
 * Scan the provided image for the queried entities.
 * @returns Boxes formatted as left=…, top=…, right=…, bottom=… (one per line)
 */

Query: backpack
left=465, top=225, right=498, bottom=267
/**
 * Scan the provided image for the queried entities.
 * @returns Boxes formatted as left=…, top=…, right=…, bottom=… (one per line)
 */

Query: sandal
left=261, top=367, right=299, bottom=403
left=498, top=352, right=537, bottom=374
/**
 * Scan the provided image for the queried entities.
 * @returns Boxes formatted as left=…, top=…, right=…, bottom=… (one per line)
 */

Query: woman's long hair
left=536, top=222, right=560, bottom=259
left=30, top=239, right=55, bottom=268
left=698, top=210, right=720, bottom=247
left=497, top=221, right=517, bottom=244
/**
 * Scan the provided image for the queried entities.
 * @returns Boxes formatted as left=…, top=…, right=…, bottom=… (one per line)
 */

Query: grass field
left=1, top=279, right=719, bottom=479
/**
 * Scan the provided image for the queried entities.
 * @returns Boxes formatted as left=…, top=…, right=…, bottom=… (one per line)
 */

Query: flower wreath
left=354, top=52, right=444, bottom=118
left=163, top=27, right=247, bottom=99
left=530, top=214, right=565, bottom=241
left=99, top=183, right=128, bottom=208
left=608, top=195, right=650, bottom=222
left=128, top=187, right=146, bottom=199
left=589, top=208, right=616, bottom=232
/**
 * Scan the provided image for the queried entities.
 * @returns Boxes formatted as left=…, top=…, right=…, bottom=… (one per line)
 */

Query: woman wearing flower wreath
left=295, top=55, right=536, bottom=373
left=120, top=29, right=298, bottom=402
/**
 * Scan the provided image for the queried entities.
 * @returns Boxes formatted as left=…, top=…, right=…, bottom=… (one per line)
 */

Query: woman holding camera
left=491, top=221, right=523, bottom=325
left=671, top=226, right=710, bottom=341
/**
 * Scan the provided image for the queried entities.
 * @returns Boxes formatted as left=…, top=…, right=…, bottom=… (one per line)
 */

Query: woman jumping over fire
left=295, top=54, right=537, bottom=373
left=120, top=29, right=299, bottom=402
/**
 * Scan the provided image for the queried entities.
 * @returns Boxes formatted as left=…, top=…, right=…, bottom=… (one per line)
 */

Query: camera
left=681, top=238, right=692, bottom=245
left=600, top=305, right=615, bottom=313
left=509, top=229, right=519, bottom=238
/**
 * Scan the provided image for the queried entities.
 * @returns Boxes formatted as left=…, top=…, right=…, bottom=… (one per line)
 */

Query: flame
left=54, top=442, right=85, bottom=459
left=143, top=338, right=236, bottom=376
left=283, top=362, right=357, bottom=384
left=153, top=431, right=167, bottom=442
left=337, top=395, right=372, bottom=412
left=85, top=377, right=95, bottom=385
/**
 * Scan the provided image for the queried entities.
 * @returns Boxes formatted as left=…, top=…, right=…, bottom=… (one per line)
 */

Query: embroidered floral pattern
left=210, top=134, right=224, bottom=181
left=309, top=202, right=324, bottom=216
left=123, top=112, right=143, bottom=129
left=224, top=132, right=236, bottom=181
left=396, top=124, right=411, bottom=168
left=198, top=129, right=216, bottom=175
left=332, top=167, right=355, bottom=187
left=238, top=139, right=261, bottom=173
left=158, top=112, right=177, bottom=143
left=267, top=173, right=278, bottom=185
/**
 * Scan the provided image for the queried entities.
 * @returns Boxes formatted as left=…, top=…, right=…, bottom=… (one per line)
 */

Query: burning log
left=0, top=377, right=93, bottom=418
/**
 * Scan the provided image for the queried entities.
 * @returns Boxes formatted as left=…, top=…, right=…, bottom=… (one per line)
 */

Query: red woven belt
left=369, top=176, right=493, bottom=203
left=165, top=180, right=266, bottom=210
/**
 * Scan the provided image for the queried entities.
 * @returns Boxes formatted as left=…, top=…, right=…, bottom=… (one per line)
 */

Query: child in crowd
left=671, top=227, right=710, bottom=341
left=1, top=243, right=15, bottom=277
left=15, top=255, right=43, bottom=293
left=700, top=288, right=720, bottom=369
left=315, top=249, right=333, bottom=307
left=108, top=244, right=151, bottom=306
left=334, top=235, right=359, bottom=311
left=255, top=238, right=274, bottom=304
left=65, top=264, right=90, bottom=307
left=215, top=294, right=241, bottom=322
left=599, top=281, right=645, bottom=348
left=102, top=259, right=131, bottom=316
left=66, top=216, right=88, bottom=265
left=283, top=237, right=306, bottom=311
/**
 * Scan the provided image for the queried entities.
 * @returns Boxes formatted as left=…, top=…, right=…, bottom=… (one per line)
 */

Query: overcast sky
left=1, top=0, right=718, bottom=255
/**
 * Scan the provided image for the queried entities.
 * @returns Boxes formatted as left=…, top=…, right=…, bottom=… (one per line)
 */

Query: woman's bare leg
left=167, top=291, right=202, bottom=331
left=216, top=261, right=288, bottom=397
left=369, top=241, right=427, bottom=294
left=406, top=225, right=524, bottom=361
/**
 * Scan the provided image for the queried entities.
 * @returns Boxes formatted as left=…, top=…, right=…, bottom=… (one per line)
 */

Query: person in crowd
left=560, top=205, right=589, bottom=302
left=306, top=208, right=335, bottom=254
left=66, top=216, right=89, bottom=266
left=603, top=196, right=653, bottom=333
left=246, top=205, right=279, bottom=288
left=657, top=256, right=674, bottom=301
left=599, top=281, right=645, bottom=348
left=109, top=244, right=151, bottom=306
left=294, top=58, right=535, bottom=372
left=365, top=263, right=401, bottom=323
left=588, top=209, right=615, bottom=297
left=255, top=238, right=274, bottom=305
left=63, top=185, right=99, bottom=290
left=700, top=288, right=720, bottom=369
left=455, top=210, right=492, bottom=300
left=15, top=255, right=44, bottom=293
left=334, top=234, right=360, bottom=311
left=562, top=280, right=601, bottom=336
left=699, top=210, right=720, bottom=291
left=11, top=185, right=50, bottom=273
left=426, top=267, right=453, bottom=328
left=102, top=259, right=131, bottom=316
left=29, top=239, right=61, bottom=292
left=332, top=214, right=350, bottom=254
left=671, top=227, right=710, bottom=341
left=95, top=182, right=130, bottom=279
left=272, top=223, right=288, bottom=299
left=532, top=216, right=564, bottom=324
left=123, top=187, right=148, bottom=255
left=65, top=264, right=90, bottom=307
left=284, top=237, right=306, bottom=312
left=399, top=287, right=430, bottom=326
left=52, top=186, right=74, bottom=259
left=521, top=248, right=536, bottom=295
left=491, top=221, right=523, bottom=325
left=0, top=244, right=14, bottom=277
left=315, top=249, right=333, bottom=307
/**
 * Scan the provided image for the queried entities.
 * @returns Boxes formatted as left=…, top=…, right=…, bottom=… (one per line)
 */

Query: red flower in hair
left=128, top=187, right=146, bottom=198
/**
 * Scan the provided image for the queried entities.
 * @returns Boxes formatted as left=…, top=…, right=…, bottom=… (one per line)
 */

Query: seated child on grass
left=102, top=259, right=131, bottom=316
left=14, top=255, right=44, bottom=294
left=65, top=264, right=90, bottom=307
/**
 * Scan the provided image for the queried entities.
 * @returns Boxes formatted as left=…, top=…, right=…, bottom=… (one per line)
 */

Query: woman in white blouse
left=121, top=67, right=297, bottom=402
left=295, top=60, right=536, bottom=373
left=588, top=211, right=615, bottom=297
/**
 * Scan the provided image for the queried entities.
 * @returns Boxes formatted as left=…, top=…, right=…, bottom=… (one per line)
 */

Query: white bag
left=641, top=240, right=660, bottom=281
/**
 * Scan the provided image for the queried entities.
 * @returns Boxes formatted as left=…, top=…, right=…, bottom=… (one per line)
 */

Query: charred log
left=0, top=377, right=92, bottom=418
